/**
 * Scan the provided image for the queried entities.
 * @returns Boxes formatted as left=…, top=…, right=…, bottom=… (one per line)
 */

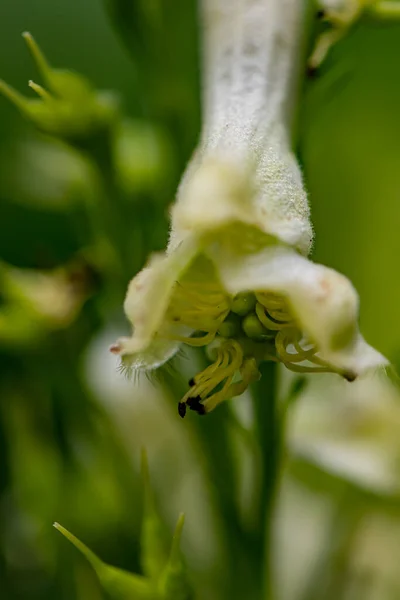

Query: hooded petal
left=168, top=0, right=314, bottom=256
left=210, top=243, right=387, bottom=377
left=170, top=127, right=313, bottom=257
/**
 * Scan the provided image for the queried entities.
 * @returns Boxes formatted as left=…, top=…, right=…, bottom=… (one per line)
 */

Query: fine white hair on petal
left=114, top=336, right=181, bottom=372
left=171, top=132, right=313, bottom=257
left=169, top=0, right=313, bottom=256
left=210, top=243, right=387, bottom=376
left=112, top=237, right=200, bottom=364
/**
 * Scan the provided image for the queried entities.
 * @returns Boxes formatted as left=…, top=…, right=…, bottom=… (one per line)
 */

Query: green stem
left=79, top=129, right=134, bottom=283
left=158, top=361, right=259, bottom=600
left=299, top=488, right=364, bottom=600
left=252, top=362, right=280, bottom=600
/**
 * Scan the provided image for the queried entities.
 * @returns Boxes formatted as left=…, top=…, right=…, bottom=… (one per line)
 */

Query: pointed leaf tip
left=28, top=80, right=52, bottom=101
left=159, top=513, right=193, bottom=600
left=22, top=31, right=52, bottom=82
left=53, top=522, right=102, bottom=570
left=0, top=79, right=29, bottom=111
left=169, top=513, right=185, bottom=565
left=54, top=522, right=158, bottom=599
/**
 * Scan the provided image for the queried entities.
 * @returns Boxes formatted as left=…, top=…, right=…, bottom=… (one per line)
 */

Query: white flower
left=111, top=0, right=387, bottom=416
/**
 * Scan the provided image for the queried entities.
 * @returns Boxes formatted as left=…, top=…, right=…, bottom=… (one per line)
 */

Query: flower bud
left=0, top=33, right=118, bottom=145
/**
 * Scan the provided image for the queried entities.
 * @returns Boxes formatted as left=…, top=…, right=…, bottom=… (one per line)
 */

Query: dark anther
left=316, top=9, right=326, bottom=19
left=178, top=402, right=187, bottom=418
left=344, top=371, right=357, bottom=383
left=306, top=64, right=318, bottom=78
left=187, top=396, right=202, bottom=410
left=188, top=377, right=195, bottom=387
left=186, top=396, right=206, bottom=416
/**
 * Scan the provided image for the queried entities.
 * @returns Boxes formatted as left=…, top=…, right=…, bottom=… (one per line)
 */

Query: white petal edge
left=111, top=237, right=200, bottom=365
left=113, top=337, right=181, bottom=371
left=210, top=244, right=388, bottom=376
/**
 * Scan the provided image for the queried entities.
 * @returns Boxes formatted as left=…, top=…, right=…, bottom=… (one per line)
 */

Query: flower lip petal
left=210, top=243, right=388, bottom=377
left=121, top=237, right=200, bottom=356
left=110, top=335, right=181, bottom=372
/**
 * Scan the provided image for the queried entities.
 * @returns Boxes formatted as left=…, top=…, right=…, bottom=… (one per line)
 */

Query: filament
left=255, top=302, right=294, bottom=331
left=181, top=340, right=245, bottom=413
left=171, top=330, right=218, bottom=347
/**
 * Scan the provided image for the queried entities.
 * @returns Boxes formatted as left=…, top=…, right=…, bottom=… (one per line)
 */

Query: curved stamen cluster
left=255, top=293, right=340, bottom=375
left=178, top=340, right=260, bottom=417
left=171, top=289, right=356, bottom=417
left=167, top=280, right=230, bottom=343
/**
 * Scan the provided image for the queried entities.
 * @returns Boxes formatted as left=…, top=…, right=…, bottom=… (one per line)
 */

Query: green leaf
left=54, top=523, right=159, bottom=600
left=140, top=449, right=170, bottom=581
left=158, top=514, right=193, bottom=600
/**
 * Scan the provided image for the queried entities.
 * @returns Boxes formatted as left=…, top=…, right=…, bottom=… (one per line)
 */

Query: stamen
left=175, top=284, right=226, bottom=304
left=282, top=362, right=333, bottom=374
left=189, top=348, right=225, bottom=392
left=267, top=307, right=292, bottom=322
left=194, top=347, right=232, bottom=398
left=254, top=293, right=354, bottom=380
left=255, top=302, right=293, bottom=331
left=275, top=328, right=352, bottom=379
left=202, top=374, right=235, bottom=413
left=171, top=330, right=217, bottom=347
left=202, top=358, right=260, bottom=413
left=187, top=396, right=206, bottom=415
left=168, top=279, right=230, bottom=335
left=256, top=292, right=289, bottom=312
left=275, top=329, right=316, bottom=363
left=171, top=314, right=228, bottom=331
left=179, top=340, right=244, bottom=414
left=178, top=402, right=187, bottom=418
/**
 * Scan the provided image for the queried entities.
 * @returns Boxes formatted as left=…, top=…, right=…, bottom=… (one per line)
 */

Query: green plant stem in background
left=252, top=364, right=279, bottom=600
left=299, top=488, right=365, bottom=600
left=158, top=361, right=260, bottom=600
left=103, top=0, right=200, bottom=163
left=76, top=127, right=136, bottom=275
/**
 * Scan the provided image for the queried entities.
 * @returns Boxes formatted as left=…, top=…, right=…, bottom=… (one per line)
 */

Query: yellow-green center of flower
left=167, top=284, right=344, bottom=417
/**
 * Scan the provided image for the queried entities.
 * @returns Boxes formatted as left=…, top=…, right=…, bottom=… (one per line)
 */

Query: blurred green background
left=1, top=1, right=400, bottom=599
